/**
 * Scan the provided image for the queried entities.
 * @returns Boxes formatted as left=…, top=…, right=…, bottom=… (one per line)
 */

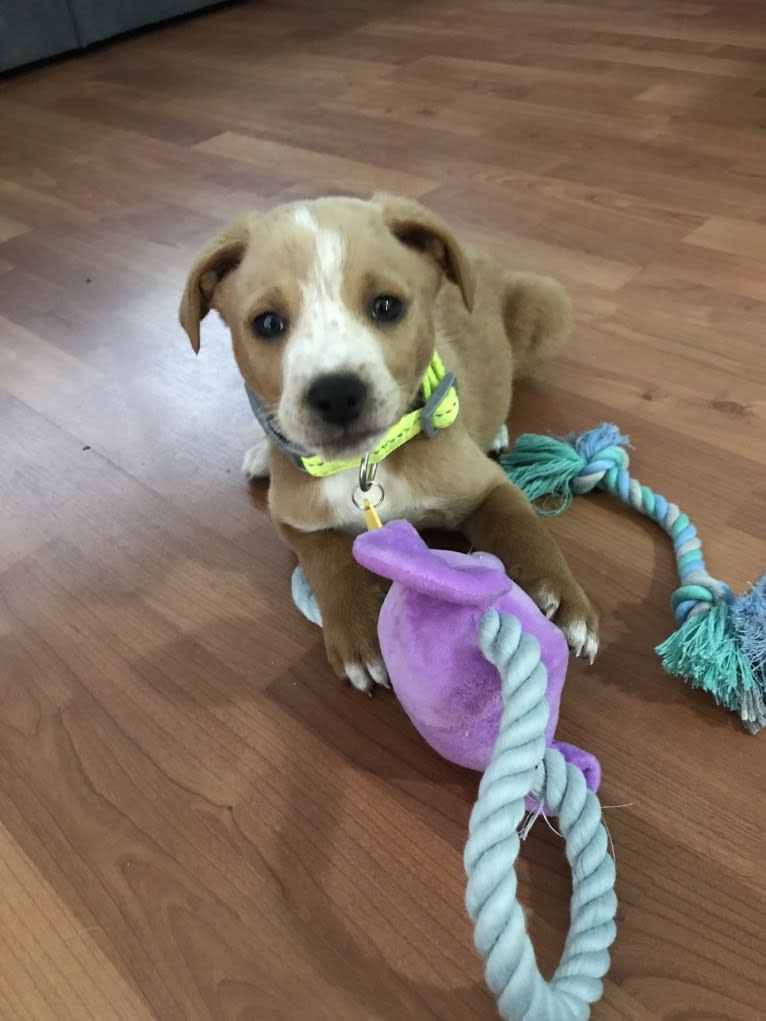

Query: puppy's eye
left=369, top=295, right=405, bottom=324
left=251, top=311, right=287, bottom=340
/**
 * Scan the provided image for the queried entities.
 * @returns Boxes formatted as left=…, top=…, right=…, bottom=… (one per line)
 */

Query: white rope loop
left=465, top=611, right=617, bottom=1021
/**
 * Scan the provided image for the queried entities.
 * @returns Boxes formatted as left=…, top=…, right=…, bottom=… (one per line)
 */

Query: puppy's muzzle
left=307, top=373, right=368, bottom=428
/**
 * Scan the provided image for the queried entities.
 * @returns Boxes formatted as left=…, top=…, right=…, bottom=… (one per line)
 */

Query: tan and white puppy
left=180, top=194, right=598, bottom=692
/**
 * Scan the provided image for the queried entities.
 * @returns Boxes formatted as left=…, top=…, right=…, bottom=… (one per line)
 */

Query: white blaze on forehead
left=291, top=206, right=346, bottom=298
left=279, top=206, right=399, bottom=437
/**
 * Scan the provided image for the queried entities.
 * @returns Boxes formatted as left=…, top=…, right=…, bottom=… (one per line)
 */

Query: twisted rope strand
left=465, top=611, right=617, bottom=1021
left=567, top=445, right=730, bottom=626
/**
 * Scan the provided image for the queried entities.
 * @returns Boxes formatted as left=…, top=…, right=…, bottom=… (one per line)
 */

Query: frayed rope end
left=733, top=572, right=766, bottom=733
left=733, top=572, right=766, bottom=681
left=500, top=434, right=583, bottom=514
left=501, top=423, right=630, bottom=515
left=656, top=581, right=766, bottom=733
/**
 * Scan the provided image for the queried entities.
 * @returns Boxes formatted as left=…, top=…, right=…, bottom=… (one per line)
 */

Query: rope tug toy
left=502, top=423, right=766, bottom=734
left=293, top=520, right=617, bottom=1021
left=466, top=612, right=617, bottom=1021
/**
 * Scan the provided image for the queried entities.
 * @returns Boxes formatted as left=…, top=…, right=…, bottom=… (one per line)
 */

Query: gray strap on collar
left=245, top=384, right=310, bottom=465
left=420, top=371, right=457, bottom=437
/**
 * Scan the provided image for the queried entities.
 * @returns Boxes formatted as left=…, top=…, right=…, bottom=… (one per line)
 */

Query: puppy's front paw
left=345, top=657, right=391, bottom=695
left=242, top=435, right=270, bottom=479
left=528, top=577, right=599, bottom=662
left=323, top=585, right=389, bottom=695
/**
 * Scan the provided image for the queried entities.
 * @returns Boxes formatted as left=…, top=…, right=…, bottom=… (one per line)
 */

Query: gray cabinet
left=67, top=0, right=219, bottom=46
left=0, top=0, right=221, bottom=72
left=0, top=0, right=79, bottom=71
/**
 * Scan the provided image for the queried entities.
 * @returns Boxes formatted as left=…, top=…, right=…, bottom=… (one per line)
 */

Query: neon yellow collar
left=245, top=352, right=459, bottom=478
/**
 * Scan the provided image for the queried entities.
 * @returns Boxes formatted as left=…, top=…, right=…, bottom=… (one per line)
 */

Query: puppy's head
left=179, top=195, right=474, bottom=459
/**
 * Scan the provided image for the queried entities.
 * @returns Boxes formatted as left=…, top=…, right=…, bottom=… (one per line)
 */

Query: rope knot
left=573, top=446, right=629, bottom=494
left=502, top=424, right=631, bottom=514
left=671, top=573, right=733, bottom=623
left=566, top=424, right=632, bottom=495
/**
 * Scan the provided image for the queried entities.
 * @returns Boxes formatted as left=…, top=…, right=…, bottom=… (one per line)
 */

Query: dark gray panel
left=67, top=0, right=219, bottom=46
left=0, top=0, right=80, bottom=72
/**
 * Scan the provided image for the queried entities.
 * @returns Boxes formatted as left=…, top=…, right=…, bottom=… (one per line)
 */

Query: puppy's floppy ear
left=373, top=193, right=475, bottom=312
left=179, top=219, right=250, bottom=353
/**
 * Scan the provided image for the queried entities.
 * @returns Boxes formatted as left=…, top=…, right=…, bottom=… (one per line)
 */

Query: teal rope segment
left=466, top=611, right=617, bottom=1021
left=501, top=423, right=766, bottom=734
left=589, top=465, right=728, bottom=626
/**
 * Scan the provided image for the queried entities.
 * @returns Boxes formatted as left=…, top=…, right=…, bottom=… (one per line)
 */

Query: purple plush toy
left=352, top=520, right=601, bottom=795
left=292, top=519, right=617, bottom=1021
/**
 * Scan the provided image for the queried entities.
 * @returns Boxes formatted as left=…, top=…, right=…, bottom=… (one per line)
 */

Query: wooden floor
left=1, top=1, right=765, bottom=1018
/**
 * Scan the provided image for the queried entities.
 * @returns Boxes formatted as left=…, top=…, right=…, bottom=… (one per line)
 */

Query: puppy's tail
left=503, top=272, right=572, bottom=379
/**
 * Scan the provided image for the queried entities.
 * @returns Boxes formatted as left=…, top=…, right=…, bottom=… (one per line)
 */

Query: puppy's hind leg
left=502, top=272, right=572, bottom=379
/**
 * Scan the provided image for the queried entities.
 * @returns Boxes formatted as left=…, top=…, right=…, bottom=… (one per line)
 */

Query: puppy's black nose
left=307, top=373, right=368, bottom=428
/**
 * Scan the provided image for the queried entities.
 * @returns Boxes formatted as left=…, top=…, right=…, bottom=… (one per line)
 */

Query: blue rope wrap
left=466, top=611, right=617, bottom=1021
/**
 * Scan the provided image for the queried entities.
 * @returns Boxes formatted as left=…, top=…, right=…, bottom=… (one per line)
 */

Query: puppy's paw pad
left=346, top=657, right=390, bottom=695
left=557, top=607, right=599, bottom=662
left=242, top=439, right=270, bottom=479
left=533, top=585, right=560, bottom=620
left=561, top=618, right=588, bottom=657
left=368, top=656, right=391, bottom=689
left=530, top=580, right=599, bottom=661
left=583, top=630, right=599, bottom=664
